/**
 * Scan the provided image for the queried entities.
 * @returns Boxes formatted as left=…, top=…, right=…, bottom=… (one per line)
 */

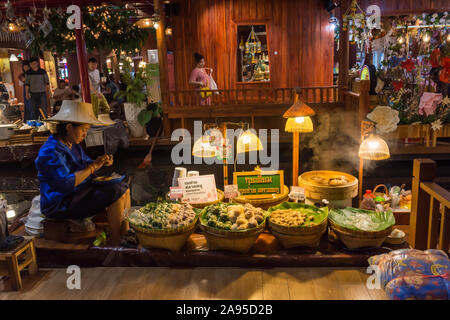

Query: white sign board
left=178, top=174, right=218, bottom=204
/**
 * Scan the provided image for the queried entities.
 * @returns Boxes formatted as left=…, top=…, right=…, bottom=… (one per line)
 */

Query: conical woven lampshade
left=285, top=116, right=314, bottom=132
left=236, top=130, right=263, bottom=154
left=283, top=99, right=316, bottom=118
left=359, top=134, right=390, bottom=160
left=192, top=136, right=218, bottom=158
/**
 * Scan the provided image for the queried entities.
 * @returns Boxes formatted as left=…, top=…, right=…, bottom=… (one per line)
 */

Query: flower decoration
left=392, top=80, right=404, bottom=91
left=401, top=59, right=415, bottom=72
left=418, top=92, right=443, bottom=116
left=367, top=106, right=400, bottom=133
left=431, top=119, right=443, bottom=131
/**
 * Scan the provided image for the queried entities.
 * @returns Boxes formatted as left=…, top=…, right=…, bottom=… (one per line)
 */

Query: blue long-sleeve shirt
left=35, top=135, right=93, bottom=215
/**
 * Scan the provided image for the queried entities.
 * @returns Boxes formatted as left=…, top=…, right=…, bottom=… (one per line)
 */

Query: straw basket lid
left=97, top=113, right=116, bottom=126
left=45, top=100, right=106, bottom=126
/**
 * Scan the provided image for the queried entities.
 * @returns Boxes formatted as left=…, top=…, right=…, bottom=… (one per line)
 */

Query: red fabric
left=439, top=57, right=450, bottom=84
left=430, top=48, right=441, bottom=68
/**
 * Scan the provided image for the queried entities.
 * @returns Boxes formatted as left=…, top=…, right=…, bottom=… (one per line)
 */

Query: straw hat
left=46, top=100, right=105, bottom=126
left=97, top=113, right=116, bottom=126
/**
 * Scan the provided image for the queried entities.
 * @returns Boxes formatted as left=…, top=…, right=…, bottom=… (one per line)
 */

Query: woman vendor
left=35, top=100, right=130, bottom=246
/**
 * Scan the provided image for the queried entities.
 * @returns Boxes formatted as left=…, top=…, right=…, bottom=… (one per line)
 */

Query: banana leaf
left=267, top=202, right=328, bottom=226
left=329, top=207, right=395, bottom=232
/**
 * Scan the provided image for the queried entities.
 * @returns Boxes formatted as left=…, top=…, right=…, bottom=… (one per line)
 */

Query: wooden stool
left=0, top=236, right=38, bottom=291
left=43, top=217, right=106, bottom=243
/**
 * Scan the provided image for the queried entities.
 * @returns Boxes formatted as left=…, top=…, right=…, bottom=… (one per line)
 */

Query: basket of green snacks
left=267, top=202, right=328, bottom=248
left=199, top=203, right=268, bottom=253
left=126, top=202, right=201, bottom=251
left=328, top=207, right=395, bottom=249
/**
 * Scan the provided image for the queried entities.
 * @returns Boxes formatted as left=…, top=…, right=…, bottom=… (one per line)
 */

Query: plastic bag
left=209, top=75, right=219, bottom=94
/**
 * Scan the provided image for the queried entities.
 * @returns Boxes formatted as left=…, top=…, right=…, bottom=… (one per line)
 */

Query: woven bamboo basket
left=268, top=218, right=328, bottom=248
left=165, top=189, right=224, bottom=209
left=199, top=221, right=266, bottom=253
left=126, top=207, right=200, bottom=251
left=131, top=220, right=198, bottom=251
left=233, top=186, right=289, bottom=210
left=329, top=219, right=393, bottom=249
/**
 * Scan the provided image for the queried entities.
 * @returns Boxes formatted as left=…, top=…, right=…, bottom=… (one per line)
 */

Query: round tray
left=298, top=170, right=358, bottom=201
left=269, top=220, right=327, bottom=248
left=233, top=186, right=289, bottom=210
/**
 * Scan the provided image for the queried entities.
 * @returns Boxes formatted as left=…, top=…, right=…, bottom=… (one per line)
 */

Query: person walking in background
left=52, top=80, right=72, bottom=115
left=88, top=57, right=110, bottom=116
left=189, top=53, right=213, bottom=105
left=71, top=85, right=82, bottom=102
left=25, top=57, right=50, bottom=119
left=0, top=76, right=9, bottom=102
left=20, top=61, right=33, bottom=122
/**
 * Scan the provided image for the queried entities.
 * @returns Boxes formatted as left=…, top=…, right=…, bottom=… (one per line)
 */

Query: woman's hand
left=92, top=155, right=109, bottom=171
left=103, top=154, right=114, bottom=167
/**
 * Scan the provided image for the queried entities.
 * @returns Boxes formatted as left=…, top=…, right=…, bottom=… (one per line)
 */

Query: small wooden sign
left=233, top=169, right=284, bottom=199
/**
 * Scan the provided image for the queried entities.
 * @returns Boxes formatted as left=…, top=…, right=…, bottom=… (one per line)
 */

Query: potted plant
left=115, top=60, right=157, bottom=138
left=137, top=101, right=163, bottom=137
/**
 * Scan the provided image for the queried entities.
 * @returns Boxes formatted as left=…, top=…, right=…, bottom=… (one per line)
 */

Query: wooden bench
left=0, top=236, right=38, bottom=290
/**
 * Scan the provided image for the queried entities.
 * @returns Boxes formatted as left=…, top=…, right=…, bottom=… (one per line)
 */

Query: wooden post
left=222, top=123, right=228, bottom=186
left=292, top=131, right=299, bottom=187
left=74, top=4, right=91, bottom=103
left=338, top=0, right=349, bottom=103
left=358, top=157, right=364, bottom=205
left=358, top=80, right=370, bottom=135
left=439, top=207, right=449, bottom=253
left=410, top=159, right=436, bottom=250
left=155, top=0, right=170, bottom=137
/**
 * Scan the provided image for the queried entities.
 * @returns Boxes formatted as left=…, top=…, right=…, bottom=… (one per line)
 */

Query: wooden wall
left=171, top=0, right=334, bottom=90
left=357, top=0, right=450, bottom=15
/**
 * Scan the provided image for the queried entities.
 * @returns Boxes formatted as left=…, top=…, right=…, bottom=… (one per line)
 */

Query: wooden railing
left=168, top=86, right=339, bottom=107
left=410, top=159, right=449, bottom=253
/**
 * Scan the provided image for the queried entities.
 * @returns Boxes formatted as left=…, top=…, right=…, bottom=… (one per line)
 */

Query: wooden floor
left=0, top=267, right=388, bottom=300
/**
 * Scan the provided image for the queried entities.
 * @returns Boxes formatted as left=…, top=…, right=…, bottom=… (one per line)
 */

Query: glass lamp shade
left=285, top=116, right=313, bottom=133
left=9, top=54, right=18, bottom=62
left=359, top=134, right=390, bottom=160
left=236, top=130, right=263, bottom=154
left=192, top=136, right=218, bottom=158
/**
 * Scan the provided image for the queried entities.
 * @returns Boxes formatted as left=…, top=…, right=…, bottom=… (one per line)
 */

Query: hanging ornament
left=43, top=6, right=51, bottom=19
left=27, top=13, right=36, bottom=26
left=5, top=0, right=14, bottom=21
left=39, top=19, right=53, bottom=38
left=342, top=0, right=367, bottom=47
left=21, top=29, right=35, bottom=48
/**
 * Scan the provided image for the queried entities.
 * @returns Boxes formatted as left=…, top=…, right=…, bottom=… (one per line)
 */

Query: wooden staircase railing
left=410, top=159, right=450, bottom=253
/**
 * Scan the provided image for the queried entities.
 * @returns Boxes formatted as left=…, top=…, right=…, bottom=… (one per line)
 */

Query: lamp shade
left=192, top=136, right=218, bottom=158
left=9, top=54, right=18, bottom=62
left=285, top=116, right=313, bottom=133
left=236, top=130, right=263, bottom=154
left=283, top=99, right=316, bottom=119
left=359, top=134, right=390, bottom=160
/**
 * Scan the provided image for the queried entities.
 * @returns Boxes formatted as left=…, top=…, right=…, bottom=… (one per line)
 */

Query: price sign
left=169, top=187, right=184, bottom=200
left=178, top=174, right=218, bottom=204
left=289, top=186, right=305, bottom=202
left=233, top=170, right=284, bottom=199
left=224, top=184, right=239, bottom=199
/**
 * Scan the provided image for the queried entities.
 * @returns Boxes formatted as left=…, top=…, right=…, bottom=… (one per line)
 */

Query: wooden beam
left=338, top=0, right=349, bottom=103
left=75, top=3, right=91, bottom=103
left=154, top=0, right=171, bottom=137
